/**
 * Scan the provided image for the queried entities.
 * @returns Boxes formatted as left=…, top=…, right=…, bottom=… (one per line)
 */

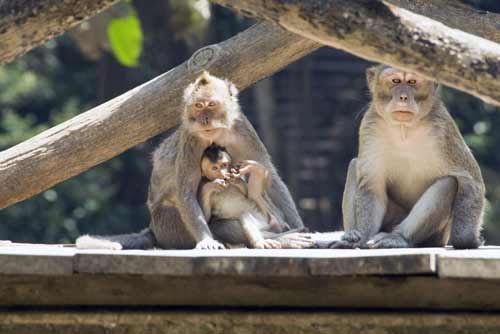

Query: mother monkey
left=77, top=72, right=304, bottom=249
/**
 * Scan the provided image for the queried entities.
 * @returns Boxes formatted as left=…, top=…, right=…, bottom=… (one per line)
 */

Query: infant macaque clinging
left=199, top=143, right=291, bottom=249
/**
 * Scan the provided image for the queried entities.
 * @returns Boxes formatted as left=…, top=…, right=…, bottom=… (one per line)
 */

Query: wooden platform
left=1, top=241, right=500, bottom=309
left=2, top=241, right=500, bottom=333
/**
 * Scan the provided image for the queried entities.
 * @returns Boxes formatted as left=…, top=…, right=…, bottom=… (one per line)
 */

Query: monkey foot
left=255, top=239, right=282, bottom=249
left=277, top=233, right=315, bottom=249
left=195, top=237, right=226, bottom=250
left=367, top=232, right=410, bottom=249
left=329, top=230, right=363, bottom=249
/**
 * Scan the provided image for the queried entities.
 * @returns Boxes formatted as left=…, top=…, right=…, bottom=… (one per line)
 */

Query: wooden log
left=0, top=22, right=320, bottom=209
left=211, top=0, right=500, bottom=106
left=385, top=0, right=500, bottom=44
left=0, top=0, right=120, bottom=64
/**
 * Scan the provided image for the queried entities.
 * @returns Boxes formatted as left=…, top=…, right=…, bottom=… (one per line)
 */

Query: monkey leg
left=331, top=158, right=386, bottom=249
left=449, top=176, right=484, bottom=249
left=367, top=176, right=457, bottom=249
left=211, top=219, right=247, bottom=245
left=341, top=158, right=357, bottom=231
left=211, top=217, right=280, bottom=249
left=151, top=205, right=198, bottom=249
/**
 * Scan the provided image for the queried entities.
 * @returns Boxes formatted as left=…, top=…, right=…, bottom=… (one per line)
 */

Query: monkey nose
left=199, top=112, right=212, bottom=125
left=399, top=94, right=408, bottom=101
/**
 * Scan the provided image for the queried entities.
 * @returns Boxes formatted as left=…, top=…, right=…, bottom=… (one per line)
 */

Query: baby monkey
left=199, top=144, right=286, bottom=249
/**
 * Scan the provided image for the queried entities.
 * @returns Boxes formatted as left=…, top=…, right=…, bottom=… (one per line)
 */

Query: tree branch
left=0, top=0, right=120, bottom=64
left=385, top=0, right=500, bottom=44
left=0, top=22, right=320, bottom=209
left=211, top=0, right=500, bottom=106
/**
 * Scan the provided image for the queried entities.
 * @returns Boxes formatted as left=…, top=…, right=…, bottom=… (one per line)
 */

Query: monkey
left=76, top=71, right=309, bottom=250
left=198, top=144, right=314, bottom=249
left=330, top=65, right=485, bottom=250
left=200, top=143, right=283, bottom=231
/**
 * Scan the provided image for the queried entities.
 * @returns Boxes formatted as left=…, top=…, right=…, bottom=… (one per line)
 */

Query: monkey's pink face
left=375, top=67, right=434, bottom=126
left=188, top=98, right=227, bottom=139
left=201, top=152, right=232, bottom=181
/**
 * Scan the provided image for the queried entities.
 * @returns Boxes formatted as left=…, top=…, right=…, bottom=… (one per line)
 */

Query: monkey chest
left=383, top=144, right=446, bottom=208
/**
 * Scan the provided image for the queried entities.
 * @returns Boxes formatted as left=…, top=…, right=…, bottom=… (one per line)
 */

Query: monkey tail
left=76, top=228, right=156, bottom=250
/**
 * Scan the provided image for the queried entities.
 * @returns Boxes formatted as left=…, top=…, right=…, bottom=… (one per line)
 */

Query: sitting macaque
left=199, top=144, right=289, bottom=248
left=76, top=71, right=314, bottom=250
left=331, top=65, right=485, bottom=249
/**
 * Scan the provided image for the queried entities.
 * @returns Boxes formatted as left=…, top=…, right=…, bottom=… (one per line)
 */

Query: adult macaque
left=77, top=71, right=305, bottom=250
left=199, top=144, right=312, bottom=249
left=331, top=65, right=485, bottom=249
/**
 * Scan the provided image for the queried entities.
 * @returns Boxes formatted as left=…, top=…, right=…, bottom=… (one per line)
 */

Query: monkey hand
left=329, top=230, right=365, bottom=249
left=366, top=232, right=410, bottom=249
left=237, top=160, right=267, bottom=177
left=195, top=237, right=226, bottom=250
left=212, top=178, right=229, bottom=190
left=255, top=239, right=282, bottom=249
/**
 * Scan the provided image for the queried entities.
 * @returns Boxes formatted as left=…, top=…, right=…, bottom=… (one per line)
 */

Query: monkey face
left=183, top=71, right=240, bottom=140
left=201, top=151, right=233, bottom=181
left=368, top=66, right=435, bottom=126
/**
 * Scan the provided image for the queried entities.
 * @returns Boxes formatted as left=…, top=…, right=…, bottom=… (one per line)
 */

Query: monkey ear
left=366, top=66, right=377, bottom=89
left=225, top=80, right=239, bottom=98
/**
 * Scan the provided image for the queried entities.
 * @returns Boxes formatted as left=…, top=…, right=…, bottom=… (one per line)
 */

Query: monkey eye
left=221, top=163, right=228, bottom=168
left=208, top=101, right=217, bottom=107
left=407, top=79, right=417, bottom=85
left=212, top=166, right=218, bottom=171
left=391, top=78, right=401, bottom=84
left=194, top=102, right=204, bottom=109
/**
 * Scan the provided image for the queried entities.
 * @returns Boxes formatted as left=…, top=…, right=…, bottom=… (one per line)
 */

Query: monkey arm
left=198, top=185, right=214, bottom=222
left=332, top=159, right=386, bottom=248
left=449, top=174, right=484, bottom=249
left=175, top=144, right=223, bottom=249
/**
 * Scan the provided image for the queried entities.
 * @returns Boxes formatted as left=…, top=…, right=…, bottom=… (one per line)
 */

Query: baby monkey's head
left=201, top=144, right=235, bottom=181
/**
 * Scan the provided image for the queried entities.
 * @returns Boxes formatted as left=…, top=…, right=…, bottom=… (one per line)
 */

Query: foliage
left=107, top=7, right=143, bottom=67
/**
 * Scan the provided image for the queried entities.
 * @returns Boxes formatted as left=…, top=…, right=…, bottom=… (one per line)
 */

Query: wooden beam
left=0, top=0, right=120, bottom=64
left=211, top=0, right=500, bottom=106
left=0, top=22, right=320, bottom=209
left=384, top=0, right=500, bottom=44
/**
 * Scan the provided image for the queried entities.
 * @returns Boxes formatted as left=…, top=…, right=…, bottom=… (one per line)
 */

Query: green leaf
left=107, top=12, right=143, bottom=67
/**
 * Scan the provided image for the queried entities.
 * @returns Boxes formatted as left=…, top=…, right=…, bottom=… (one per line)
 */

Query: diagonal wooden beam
left=0, top=0, right=121, bottom=64
left=211, top=0, right=500, bottom=106
left=0, top=22, right=320, bottom=209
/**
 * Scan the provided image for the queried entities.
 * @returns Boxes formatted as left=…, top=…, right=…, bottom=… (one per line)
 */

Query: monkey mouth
left=392, top=110, right=415, bottom=122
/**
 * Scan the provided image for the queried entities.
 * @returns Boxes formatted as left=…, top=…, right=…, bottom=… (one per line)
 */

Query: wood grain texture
left=2, top=310, right=500, bottom=334
left=0, top=0, right=120, bottom=64
left=211, top=0, right=500, bottom=106
left=384, top=0, right=500, bottom=44
left=0, top=22, right=320, bottom=209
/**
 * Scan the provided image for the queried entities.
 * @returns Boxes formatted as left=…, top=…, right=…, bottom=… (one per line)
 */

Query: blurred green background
left=1, top=0, right=500, bottom=244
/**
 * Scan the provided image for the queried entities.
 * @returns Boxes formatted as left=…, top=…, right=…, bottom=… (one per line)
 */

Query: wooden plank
left=0, top=245, right=75, bottom=275
left=438, top=247, right=500, bottom=279
left=1, top=274, right=500, bottom=309
left=1, top=309, right=500, bottom=334
left=75, top=248, right=440, bottom=276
